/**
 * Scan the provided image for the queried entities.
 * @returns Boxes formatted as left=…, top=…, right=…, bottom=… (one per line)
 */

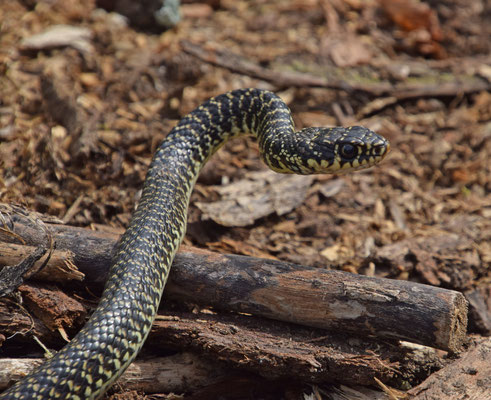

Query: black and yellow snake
left=1, top=88, right=389, bottom=399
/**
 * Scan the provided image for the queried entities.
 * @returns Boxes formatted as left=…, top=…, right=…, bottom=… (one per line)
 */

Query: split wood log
left=0, top=212, right=468, bottom=352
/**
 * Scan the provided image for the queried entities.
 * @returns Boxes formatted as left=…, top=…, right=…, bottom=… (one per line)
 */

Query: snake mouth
left=380, top=140, right=391, bottom=158
left=369, top=135, right=391, bottom=160
left=373, top=140, right=390, bottom=163
left=342, top=138, right=390, bottom=172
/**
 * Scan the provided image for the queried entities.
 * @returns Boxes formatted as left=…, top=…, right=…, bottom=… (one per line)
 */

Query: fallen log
left=0, top=353, right=229, bottom=394
left=166, top=250, right=467, bottom=352
left=0, top=207, right=468, bottom=351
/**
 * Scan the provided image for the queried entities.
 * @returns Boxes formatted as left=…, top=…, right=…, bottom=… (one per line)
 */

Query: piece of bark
left=0, top=216, right=468, bottom=352
left=17, top=283, right=86, bottom=335
left=0, top=353, right=228, bottom=394
left=0, top=216, right=118, bottom=286
left=408, top=337, right=491, bottom=400
left=0, top=297, right=57, bottom=348
left=0, top=283, right=86, bottom=348
left=0, top=242, right=83, bottom=283
left=40, top=73, right=83, bottom=138
left=40, top=72, right=98, bottom=161
left=0, top=243, right=49, bottom=297
left=0, top=204, right=53, bottom=296
left=20, top=25, right=93, bottom=53
left=372, top=234, right=480, bottom=289
left=195, top=171, right=314, bottom=227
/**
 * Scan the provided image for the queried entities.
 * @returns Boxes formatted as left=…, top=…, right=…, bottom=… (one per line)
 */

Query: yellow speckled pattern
left=1, top=88, right=389, bottom=399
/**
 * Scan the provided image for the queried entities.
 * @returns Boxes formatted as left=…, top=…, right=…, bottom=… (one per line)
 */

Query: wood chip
left=21, top=25, right=93, bottom=53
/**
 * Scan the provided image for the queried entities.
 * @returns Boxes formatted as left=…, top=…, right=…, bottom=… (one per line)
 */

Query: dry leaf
left=196, top=170, right=313, bottom=227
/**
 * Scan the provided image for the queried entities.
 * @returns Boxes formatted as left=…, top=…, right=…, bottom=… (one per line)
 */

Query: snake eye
left=340, top=143, right=357, bottom=160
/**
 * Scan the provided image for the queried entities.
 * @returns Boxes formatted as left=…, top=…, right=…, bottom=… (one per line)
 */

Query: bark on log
left=0, top=211, right=468, bottom=351
left=0, top=283, right=86, bottom=347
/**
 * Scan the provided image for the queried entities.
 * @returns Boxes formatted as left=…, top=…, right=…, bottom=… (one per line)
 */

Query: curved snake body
left=1, top=88, right=389, bottom=399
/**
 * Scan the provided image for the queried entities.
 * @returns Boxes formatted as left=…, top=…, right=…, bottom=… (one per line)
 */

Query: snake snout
left=372, top=137, right=390, bottom=160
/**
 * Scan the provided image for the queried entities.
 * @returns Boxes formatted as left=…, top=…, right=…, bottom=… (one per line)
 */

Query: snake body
left=2, top=88, right=389, bottom=399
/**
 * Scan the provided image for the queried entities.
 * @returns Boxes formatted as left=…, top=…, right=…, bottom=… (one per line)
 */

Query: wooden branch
left=408, top=337, right=491, bottom=400
left=181, top=41, right=491, bottom=101
left=0, top=242, right=83, bottom=283
left=0, top=216, right=118, bottom=286
left=0, top=209, right=468, bottom=351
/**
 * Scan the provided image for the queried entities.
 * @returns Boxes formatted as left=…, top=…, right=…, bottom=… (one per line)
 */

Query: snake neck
left=118, top=89, right=298, bottom=282
left=112, top=89, right=300, bottom=288
left=150, top=89, right=298, bottom=177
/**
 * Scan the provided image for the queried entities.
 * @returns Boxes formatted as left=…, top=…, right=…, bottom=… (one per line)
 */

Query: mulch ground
left=0, top=0, right=490, bottom=399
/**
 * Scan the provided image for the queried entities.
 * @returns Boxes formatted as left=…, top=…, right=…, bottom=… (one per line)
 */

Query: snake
left=1, top=88, right=389, bottom=399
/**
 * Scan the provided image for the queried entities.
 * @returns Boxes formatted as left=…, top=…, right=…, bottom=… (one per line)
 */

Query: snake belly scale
left=1, top=88, right=389, bottom=399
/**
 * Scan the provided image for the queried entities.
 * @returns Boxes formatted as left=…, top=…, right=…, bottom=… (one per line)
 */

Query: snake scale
left=1, top=88, right=389, bottom=399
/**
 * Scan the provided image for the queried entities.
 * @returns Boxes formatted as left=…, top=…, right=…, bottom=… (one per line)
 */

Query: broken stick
left=181, top=41, right=491, bottom=101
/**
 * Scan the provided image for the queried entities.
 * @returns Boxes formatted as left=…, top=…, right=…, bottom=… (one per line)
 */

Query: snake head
left=296, top=126, right=390, bottom=174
